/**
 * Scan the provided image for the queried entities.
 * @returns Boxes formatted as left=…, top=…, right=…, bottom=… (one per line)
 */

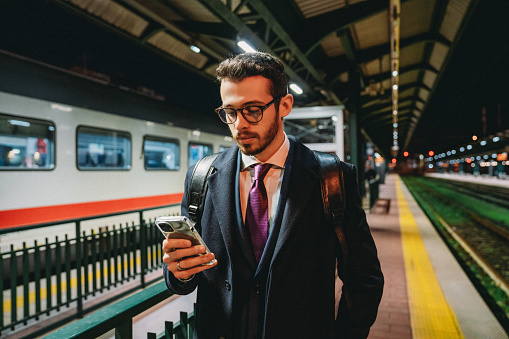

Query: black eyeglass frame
left=215, top=95, right=283, bottom=124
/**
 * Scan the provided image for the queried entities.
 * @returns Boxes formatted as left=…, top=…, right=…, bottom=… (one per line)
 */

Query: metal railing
left=1, top=205, right=178, bottom=337
left=41, top=281, right=196, bottom=339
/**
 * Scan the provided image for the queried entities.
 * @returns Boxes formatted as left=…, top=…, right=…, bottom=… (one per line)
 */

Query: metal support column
left=348, top=64, right=364, bottom=195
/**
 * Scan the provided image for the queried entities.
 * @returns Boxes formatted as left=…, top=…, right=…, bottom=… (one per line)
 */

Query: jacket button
left=225, top=281, right=231, bottom=291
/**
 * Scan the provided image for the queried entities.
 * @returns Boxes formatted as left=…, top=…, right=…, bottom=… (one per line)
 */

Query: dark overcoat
left=164, top=136, right=384, bottom=338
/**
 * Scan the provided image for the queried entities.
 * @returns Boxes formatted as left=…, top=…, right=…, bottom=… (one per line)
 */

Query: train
left=0, top=90, right=235, bottom=249
left=0, top=51, right=348, bottom=251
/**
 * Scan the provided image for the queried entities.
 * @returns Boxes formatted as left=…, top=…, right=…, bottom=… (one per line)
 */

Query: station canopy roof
left=1, top=0, right=508, bottom=159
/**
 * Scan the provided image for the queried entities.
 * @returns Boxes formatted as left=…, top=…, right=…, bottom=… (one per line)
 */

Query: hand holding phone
left=156, top=216, right=216, bottom=266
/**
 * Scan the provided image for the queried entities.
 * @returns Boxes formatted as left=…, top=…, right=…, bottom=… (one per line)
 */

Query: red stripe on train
left=0, top=193, right=183, bottom=229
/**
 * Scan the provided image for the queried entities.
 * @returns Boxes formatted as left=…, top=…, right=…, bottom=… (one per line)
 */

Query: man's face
left=220, top=76, right=292, bottom=162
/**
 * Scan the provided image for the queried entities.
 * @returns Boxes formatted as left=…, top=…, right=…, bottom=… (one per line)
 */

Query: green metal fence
left=1, top=206, right=177, bottom=337
left=41, top=281, right=195, bottom=339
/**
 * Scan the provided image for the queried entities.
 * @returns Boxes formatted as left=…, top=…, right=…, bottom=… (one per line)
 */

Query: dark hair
left=216, top=52, right=288, bottom=99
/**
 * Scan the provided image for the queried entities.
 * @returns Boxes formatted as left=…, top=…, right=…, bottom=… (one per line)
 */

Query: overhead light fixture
left=289, top=83, right=303, bottom=95
left=237, top=40, right=256, bottom=53
left=390, top=0, right=400, bottom=158
left=190, top=45, right=201, bottom=53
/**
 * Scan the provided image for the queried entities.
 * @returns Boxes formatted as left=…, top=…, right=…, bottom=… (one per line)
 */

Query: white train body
left=0, top=91, right=234, bottom=248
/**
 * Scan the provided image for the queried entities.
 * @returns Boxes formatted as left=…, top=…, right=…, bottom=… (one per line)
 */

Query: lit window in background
left=2, top=114, right=55, bottom=169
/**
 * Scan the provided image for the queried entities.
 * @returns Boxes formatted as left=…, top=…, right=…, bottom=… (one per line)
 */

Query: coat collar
left=205, top=137, right=322, bottom=273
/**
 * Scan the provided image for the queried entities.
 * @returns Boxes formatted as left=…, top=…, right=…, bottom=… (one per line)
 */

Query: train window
left=77, top=126, right=131, bottom=170
left=143, top=136, right=180, bottom=170
left=284, top=117, right=336, bottom=144
left=0, top=113, right=55, bottom=170
left=188, top=142, right=213, bottom=167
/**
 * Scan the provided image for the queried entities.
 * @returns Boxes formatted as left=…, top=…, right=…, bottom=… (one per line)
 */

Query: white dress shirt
left=240, top=133, right=290, bottom=235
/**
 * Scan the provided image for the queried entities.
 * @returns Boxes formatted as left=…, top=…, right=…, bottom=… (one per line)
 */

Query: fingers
left=173, top=254, right=218, bottom=280
left=162, top=239, right=217, bottom=280
left=163, top=238, right=192, bottom=253
left=163, top=243, right=207, bottom=264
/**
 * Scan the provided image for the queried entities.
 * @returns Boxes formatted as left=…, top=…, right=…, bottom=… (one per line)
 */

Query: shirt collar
left=241, top=133, right=289, bottom=171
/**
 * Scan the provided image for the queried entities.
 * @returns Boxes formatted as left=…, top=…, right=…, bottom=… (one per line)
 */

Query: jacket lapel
left=207, top=148, right=258, bottom=271
left=206, top=138, right=322, bottom=274
left=269, top=139, right=321, bottom=266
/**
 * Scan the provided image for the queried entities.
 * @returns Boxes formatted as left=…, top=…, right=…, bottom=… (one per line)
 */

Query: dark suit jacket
left=164, top=136, right=384, bottom=338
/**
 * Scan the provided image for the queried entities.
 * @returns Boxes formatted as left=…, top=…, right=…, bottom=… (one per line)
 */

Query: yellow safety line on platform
left=395, top=176, right=464, bottom=339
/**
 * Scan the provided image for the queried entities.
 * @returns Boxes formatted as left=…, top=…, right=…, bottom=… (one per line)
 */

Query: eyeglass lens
left=216, top=95, right=281, bottom=124
left=219, top=106, right=263, bottom=124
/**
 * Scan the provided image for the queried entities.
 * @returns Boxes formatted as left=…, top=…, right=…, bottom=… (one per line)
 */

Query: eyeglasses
left=215, top=96, right=282, bottom=124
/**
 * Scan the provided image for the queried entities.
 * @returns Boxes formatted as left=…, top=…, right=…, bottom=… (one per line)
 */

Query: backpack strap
left=187, top=153, right=219, bottom=224
left=313, top=151, right=352, bottom=309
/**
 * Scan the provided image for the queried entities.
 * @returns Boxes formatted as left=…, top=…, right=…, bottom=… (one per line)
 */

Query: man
left=163, top=52, right=384, bottom=338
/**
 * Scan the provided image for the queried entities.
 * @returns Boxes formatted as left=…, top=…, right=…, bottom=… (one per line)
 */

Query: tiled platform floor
left=367, top=177, right=411, bottom=339
left=367, top=174, right=507, bottom=339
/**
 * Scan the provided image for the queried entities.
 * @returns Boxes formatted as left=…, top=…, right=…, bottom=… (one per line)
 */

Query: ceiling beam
left=299, top=1, right=398, bottom=55
left=196, top=0, right=327, bottom=99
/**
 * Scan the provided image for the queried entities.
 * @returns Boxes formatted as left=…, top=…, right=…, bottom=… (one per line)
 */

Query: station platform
left=368, top=174, right=507, bottom=339
left=100, top=174, right=508, bottom=339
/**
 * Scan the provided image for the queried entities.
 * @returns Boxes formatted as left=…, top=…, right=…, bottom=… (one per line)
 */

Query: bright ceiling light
left=237, top=41, right=256, bottom=53
left=190, top=45, right=200, bottom=53
left=289, top=83, right=303, bottom=94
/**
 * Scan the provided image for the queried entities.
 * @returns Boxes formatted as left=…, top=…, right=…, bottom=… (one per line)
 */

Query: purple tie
left=246, top=163, right=271, bottom=262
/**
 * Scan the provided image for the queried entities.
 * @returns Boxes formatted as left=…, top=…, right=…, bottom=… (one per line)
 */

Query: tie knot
left=253, top=163, right=271, bottom=181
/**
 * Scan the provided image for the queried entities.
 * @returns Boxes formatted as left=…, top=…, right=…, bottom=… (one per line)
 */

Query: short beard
left=233, top=110, right=280, bottom=156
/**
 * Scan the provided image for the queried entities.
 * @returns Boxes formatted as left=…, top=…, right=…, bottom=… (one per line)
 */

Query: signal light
left=392, top=158, right=397, bottom=164
left=428, top=151, right=434, bottom=157
left=403, top=151, right=409, bottom=157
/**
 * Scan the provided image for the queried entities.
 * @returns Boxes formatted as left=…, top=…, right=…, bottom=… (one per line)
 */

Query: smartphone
left=155, top=216, right=215, bottom=265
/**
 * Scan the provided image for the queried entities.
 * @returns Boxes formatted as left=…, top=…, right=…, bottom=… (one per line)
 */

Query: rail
left=41, top=281, right=195, bottom=339
left=0, top=204, right=179, bottom=337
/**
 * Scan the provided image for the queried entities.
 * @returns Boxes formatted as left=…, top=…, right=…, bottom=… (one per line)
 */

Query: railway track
left=401, top=175, right=509, bottom=328
left=426, top=176, right=509, bottom=210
